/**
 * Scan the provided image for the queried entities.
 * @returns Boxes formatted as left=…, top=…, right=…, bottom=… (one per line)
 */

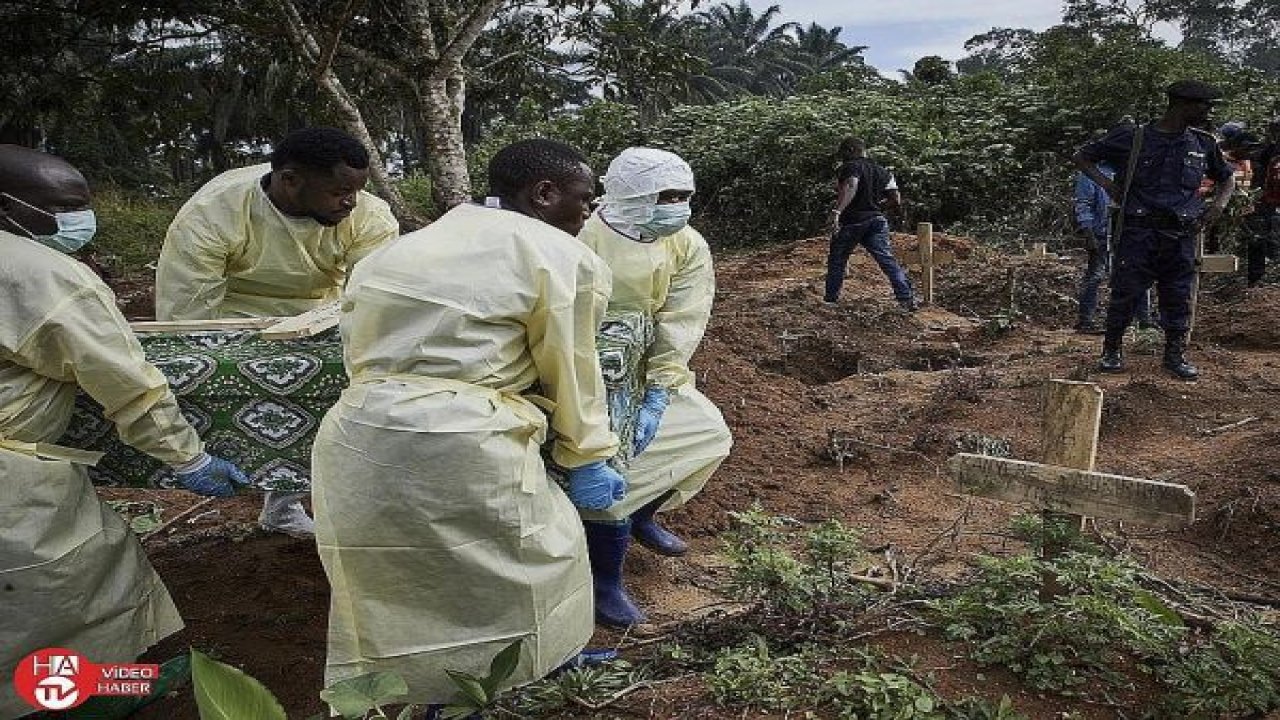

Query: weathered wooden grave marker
left=1187, top=231, right=1239, bottom=344
left=899, top=223, right=955, bottom=305
left=950, top=380, right=1196, bottom=598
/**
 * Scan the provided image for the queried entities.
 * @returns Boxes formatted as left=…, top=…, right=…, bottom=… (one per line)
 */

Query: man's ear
left=530, top=179, right=559, bottom=209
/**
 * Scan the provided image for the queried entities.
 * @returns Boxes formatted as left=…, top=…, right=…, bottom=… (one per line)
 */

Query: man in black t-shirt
left=823, top=137, right=918, bottom=311
left=1073, top=80, right=1234, bottom=380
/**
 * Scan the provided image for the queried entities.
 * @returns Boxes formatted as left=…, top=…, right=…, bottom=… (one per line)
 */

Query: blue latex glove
left=172, top=453, right=251, bottom=497
left=632, top=387, right=670, bottom=455
left=567, top=461, right=626, bottom=510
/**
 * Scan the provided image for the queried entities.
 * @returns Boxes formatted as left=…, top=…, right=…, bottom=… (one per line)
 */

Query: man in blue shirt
left=1073, top=162, right=1152, bottom=333
left=1073, top=80, right=1235, bottom=380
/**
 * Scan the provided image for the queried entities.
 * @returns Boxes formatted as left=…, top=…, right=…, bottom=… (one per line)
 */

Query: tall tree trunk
left=418, top=72, right=471, bottom=210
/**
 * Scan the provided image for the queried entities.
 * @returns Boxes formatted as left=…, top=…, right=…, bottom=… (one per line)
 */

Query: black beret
left=1165, top=79, right=1222, bottom=102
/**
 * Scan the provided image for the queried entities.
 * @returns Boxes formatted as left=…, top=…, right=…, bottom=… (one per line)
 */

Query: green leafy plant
left=318, top=672, right=413, bottom=719
left=105, top=500, right=163, bottom=535
left=507, top=659, right=650, bottom=715
left=706, top=636, right=824, bottom=710
left=437, top=639, right=523, bottom=719
left=722, top=505, right=870, bottom=613
left=946, top=695, right=1028, bottom=720
left=312, top=639, right=523, bottom=719
left=1153, top=621, right=1280, bottom=718
left=929, top=551, right=1186, bottom=694
left=190, top=648, right=287, bottom=720
left=822, top=669, right=944, bottom=720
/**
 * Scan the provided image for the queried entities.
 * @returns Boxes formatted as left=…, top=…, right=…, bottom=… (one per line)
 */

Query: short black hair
left=837, top=137, right=867, bottom=161
left=270, top=127, right=370, bottom=173
left=488, top=138, right=589, bottom=197
left=1165, top=79, right=1222, bottom=103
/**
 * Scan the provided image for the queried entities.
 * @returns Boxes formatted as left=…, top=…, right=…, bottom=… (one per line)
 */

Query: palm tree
left=693, top=1, right=806, bottom=95
left=571, top=0, right=741, bottom=116
left=791, top=22, right=867, bottom=74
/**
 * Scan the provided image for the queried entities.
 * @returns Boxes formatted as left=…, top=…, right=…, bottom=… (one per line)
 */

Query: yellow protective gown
left=0, top=231, right=200, bottom=720
left=312, top=203, right=619, bottom=704
left=576, top=213, right=732, bottom=522
left=155, top=163, right=399, bottom=321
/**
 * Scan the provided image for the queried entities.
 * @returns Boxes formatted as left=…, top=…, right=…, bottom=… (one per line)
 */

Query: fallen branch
left=141, top=497, right=216, bottom=543
left=568, top=675, right=694, bottom=711
left=850, top=573, right=897, bottom=590
left=1201, top=416, right=1259, bottom=436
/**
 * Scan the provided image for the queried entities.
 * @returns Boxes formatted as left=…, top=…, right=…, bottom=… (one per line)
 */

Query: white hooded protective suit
left=155, top=164, right=398, bottom=321
left=578, top=148, right=732, bottom=522
left=312, top=203, right=619, bottom=704
left=0, top=231, right=200, bottom=719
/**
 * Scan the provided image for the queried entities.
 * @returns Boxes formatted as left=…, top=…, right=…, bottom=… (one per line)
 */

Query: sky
left=745, top=0, right=1170, bottom=75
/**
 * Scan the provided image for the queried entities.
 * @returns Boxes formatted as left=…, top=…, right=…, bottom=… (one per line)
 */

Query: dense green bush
left=471, top=85, right=1068, bottom=247
left=90, top=186, right=184, bottom=277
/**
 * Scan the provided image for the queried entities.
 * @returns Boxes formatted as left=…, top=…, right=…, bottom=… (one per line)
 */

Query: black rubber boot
left=1098, top=330, right=1125, bottom=373
left=584, top=521, right=647, bottom=628
left=1162, top=332, right=1199, bottom=380
left=630, top=492, right=688, bottom=557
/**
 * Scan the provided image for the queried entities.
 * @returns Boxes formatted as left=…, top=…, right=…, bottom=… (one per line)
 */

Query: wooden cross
left=899, top=223, right=955, bottom=305
left=1187, top=230, right=1239, bottom=344
left=950, top=380, right=1196, bottom=598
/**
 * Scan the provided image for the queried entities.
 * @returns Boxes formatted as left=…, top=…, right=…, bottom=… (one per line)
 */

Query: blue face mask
left=636, top=202, right=691, bottom=241
left=3, top=193, right=97, bottom=253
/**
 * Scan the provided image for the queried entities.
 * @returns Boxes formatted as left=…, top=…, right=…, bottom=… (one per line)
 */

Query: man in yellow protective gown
left=576, top=147, right=733, bottom=628
left=312, top=139, right=626, bottom=709
left=0, top=145, right=249, bottom=720
left=155, top=127, right=399, bottom=538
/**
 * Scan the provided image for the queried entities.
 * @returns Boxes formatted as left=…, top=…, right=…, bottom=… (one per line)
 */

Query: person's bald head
left=0, top=145, right=92, bottom=239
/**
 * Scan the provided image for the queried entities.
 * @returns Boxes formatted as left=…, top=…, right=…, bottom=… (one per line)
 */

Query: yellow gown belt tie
left=0, top=433, right=105, bottom=466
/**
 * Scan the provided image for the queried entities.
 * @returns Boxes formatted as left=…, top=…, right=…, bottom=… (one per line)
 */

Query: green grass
left=90, top=186, right=183, bottom=278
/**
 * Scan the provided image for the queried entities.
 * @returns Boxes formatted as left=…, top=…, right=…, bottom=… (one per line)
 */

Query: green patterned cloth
left=61, top=328, right=346, bottom=492
left=595, top=310, right=655, bottom=468
left=61, top=311, right=654, bottom=491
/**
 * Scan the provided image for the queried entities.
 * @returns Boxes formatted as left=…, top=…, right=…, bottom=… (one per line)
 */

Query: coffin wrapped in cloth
left=59, top=310, right=654, bottom=491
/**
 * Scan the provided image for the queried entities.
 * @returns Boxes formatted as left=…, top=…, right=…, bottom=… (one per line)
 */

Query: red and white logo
left=12, top=648, right=159, bottom=712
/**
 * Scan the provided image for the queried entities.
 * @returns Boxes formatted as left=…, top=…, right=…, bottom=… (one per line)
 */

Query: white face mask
left=635, top=201, right=691, bottom=241
left=3, top=192, right=97, bottom=253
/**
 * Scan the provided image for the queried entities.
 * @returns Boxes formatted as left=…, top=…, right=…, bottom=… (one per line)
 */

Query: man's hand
left=825, top=209, right=840, bottom=235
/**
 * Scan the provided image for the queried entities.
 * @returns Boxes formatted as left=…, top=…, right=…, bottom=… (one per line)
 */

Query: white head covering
left=598, top=147, right=695, bottom=238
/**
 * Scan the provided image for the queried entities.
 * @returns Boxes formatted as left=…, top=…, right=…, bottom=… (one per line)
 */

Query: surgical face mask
left=635, top=201, right=691, bottom=241
left=2, top=192, right=97, bottom=253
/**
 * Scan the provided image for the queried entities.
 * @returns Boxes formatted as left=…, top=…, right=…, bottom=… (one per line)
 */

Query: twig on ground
left=1201, top=416, right=1259, bottom=435
left=569, top=675, right=693, bottom=711
left=831, top=435, right=941, bottom=472
left=141, top=497, right=215, bottom=543
left=907, top=507, right=969, bottom=575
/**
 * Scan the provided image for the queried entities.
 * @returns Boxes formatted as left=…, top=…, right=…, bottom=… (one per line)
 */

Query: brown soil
left=101, top=234, right=1278, bottom=719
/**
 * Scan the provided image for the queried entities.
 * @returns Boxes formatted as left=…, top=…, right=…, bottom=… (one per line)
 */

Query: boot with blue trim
left=630, top=492, right=688, bottom=557
left=584, top=520, right=646, bottom=628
